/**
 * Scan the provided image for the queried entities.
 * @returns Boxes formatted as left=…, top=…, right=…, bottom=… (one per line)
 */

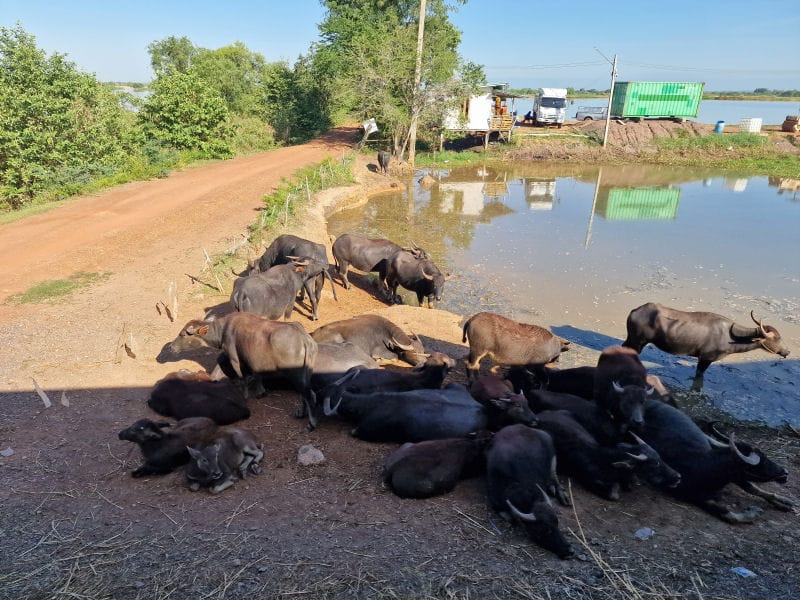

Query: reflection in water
left=327, top=163, right=800, bottom=426
left=769, top=176, right=800, bottom=201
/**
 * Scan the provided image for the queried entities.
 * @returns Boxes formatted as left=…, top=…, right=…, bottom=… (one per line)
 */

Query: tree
left=137, top=72, right=231, bottom=157
left=0, top=24, right=131, bottom=208
left=147, top=36, right=197, bottom=78
left=312, top=0, right=469, bottom=160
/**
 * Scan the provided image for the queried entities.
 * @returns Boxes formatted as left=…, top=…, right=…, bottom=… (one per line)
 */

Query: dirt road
left=1, top=128, right=798, bottom=600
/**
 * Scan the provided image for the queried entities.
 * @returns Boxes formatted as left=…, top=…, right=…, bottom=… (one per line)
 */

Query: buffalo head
left=752, top=311, right=790, bottom=358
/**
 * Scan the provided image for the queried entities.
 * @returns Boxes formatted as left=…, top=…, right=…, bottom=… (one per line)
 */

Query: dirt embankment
left=0, top=128, right=798, bottom=600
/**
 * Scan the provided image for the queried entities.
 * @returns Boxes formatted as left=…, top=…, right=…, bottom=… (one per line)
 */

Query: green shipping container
left=611, top=81, right=704, bottom=118
left=595, top=187, right=681, bottom=220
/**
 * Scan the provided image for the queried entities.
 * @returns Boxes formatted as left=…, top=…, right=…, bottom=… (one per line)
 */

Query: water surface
left=327, top=164, right=800, bottom=426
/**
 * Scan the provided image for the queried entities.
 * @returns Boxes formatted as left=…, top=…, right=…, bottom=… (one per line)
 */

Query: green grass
left=7, top=271, right=110, bottom=304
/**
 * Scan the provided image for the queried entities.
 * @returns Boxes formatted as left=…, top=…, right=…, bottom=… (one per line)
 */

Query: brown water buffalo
left=462, top=312, right=570, bottom=381
left=331, top=233, right=402, bottom=292
left=623, top=303, right=790, bottom=384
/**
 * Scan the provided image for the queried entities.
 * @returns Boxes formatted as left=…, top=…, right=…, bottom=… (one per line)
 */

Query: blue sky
left=2, top=0, right=798, bottom=90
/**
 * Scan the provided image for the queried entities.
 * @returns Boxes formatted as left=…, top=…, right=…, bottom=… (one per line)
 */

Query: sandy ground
left=0, top=127, right=798, bottom=599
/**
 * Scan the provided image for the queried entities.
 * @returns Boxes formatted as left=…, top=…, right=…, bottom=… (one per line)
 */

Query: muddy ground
left=0, top=126, right=798, bottom=599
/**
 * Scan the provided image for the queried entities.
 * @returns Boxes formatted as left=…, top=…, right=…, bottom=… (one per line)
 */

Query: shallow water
left=327, top=163, right=800, bottom=426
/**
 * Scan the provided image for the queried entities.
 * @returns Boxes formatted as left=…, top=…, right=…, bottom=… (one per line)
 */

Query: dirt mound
left=578, top=119, right=713, bottom=150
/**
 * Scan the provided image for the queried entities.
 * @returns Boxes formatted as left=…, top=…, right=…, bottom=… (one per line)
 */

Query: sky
left=2, top=0, right=798, bottom=91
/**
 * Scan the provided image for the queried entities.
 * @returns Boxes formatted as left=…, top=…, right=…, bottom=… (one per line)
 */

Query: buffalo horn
left=625, top=451, right=649, bottom=462
left=420, top=269, right=434, bottom=281
left=506, top=499, right=537, bottom=522
left=645, top=385, right=655, bottom=396
left=612, top=380, right=624, bottom=393
left=729, top=433, right=761, bottom=466
left=628, top=432, right=654, bottom=457
left=703, top=433, right=730, bottom=448
left=750, top=310, right=767, bottom=337
left=536, top=484, right=554, bottom=508
left=322, top=395, right=343, bottom=417
left=390, top=336, right=415, bottom=351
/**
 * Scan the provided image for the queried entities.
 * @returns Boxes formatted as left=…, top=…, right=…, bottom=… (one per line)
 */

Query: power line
left=621, top=61, right=798, bottom=74
left=483, top=61, right=606, bottom=69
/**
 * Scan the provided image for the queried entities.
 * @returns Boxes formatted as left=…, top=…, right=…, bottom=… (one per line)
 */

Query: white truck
left=532, top=88, right=568, bottom=127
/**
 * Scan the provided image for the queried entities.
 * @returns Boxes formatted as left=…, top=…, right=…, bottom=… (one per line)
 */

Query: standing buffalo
left=385, top=249, right=450, bottom=308
left=623, top=303, right=790, bottom=384
left=311, top=314, right=426, bottom=366
left=486, top=425, right=574, bottom=559
left=377, top=150, right=390, bottom=174
left=232, top=258, right=336, bottom=321
left=248, top=234, right=333, bottom=320
left=462, top=312, right=570, bottom=381
left=168, top=313, right=318, bottom=426
left=331, top=234, right=402, bottom=292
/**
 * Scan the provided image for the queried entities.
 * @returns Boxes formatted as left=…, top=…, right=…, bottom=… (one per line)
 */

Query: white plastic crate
left=739, top=118, right=762, bottom=133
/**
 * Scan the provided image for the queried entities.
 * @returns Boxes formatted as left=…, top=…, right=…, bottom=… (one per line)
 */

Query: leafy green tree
left=313, top=0, right=470, bottom=159
left=147, top=36, right=197, bottom=78
left=0, top=24, right=131, bottom=208
left=137, top=71, right=232, bottom=157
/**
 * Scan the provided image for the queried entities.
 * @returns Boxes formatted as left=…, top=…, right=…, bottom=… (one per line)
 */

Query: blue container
left=714, top=120, right=725, bottom=134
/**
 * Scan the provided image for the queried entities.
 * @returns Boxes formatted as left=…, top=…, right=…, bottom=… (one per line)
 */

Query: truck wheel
left=583, top=116, right=593, bottom=121
left=557, top=123, right=562, bottom=129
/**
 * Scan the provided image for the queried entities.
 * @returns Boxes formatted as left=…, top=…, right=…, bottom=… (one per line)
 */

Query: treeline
left=1, top=2, right=484, bottom=211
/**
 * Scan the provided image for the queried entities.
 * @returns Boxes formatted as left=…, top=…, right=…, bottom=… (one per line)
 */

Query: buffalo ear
left=197, top=325, right=210, bottom=336
left=187, top=446, right=203, bottom=461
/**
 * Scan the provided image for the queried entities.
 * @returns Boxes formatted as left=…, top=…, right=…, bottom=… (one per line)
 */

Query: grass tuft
left=7, top=272, right=110, bottom=304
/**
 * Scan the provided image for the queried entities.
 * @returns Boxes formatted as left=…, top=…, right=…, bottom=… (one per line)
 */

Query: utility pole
left=596, top=51, right=618, bottom=148
left=407, top=0, right=427, bottom=169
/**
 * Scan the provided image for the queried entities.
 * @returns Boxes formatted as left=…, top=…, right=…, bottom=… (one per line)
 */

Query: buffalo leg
left=699, top=498, right=764, bottom=523
left=737, top=481, right=794, bottom=511
left=338, top=261, right=351, bottom=289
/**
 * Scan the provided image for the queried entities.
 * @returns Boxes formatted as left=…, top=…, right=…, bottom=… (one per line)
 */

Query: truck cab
left=533, top=88, right=568, bottom=127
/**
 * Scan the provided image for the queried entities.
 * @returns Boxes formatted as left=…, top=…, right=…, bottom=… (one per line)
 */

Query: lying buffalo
left=623, top=303, right=790, bottom=384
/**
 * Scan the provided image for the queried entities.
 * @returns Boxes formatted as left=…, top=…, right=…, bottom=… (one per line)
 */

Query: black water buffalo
left=377, top=150, right=390, bottom=174
left=382, top=431, right=492, bottom=499
left=508, top=365, right=674, bottom=406
left=321, top=351, right=454, bottom=401
left=385, top=249, right=450, bottom=308
left=248, top=234, right=334, bottom=319
left=623, top=303, right=790, bottom=383
left=593, top=345, right=654, bottom=430
left=639, top=399, right=792, bottom=523
left=462, top=312, right=570, bottom=381
left=525, top=389, right=628, bottom=446
left=147, top=370, right=250, bottom=425
left=168, top=313, right=318, bottom=425
left=322, top=383, right=536, bottom=443
left=232, top=258, right=336, bottom=321
left=311, top=314, right=426, bottom=366
left=118, top=417, right=219, bottom=477
left=486, top=425, right=574, bottom=559
left=331, top=234, right=402, bottom=292
left=535, top=409, right=680, bottom=500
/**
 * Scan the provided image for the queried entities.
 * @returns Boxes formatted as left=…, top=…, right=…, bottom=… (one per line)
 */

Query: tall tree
left=313, top=0, right=471, bottom=159
left=147, top=36, right=197, bottom=78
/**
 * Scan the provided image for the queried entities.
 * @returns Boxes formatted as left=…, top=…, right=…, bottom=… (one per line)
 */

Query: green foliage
left=138, top=72, right=233, bottom=157
left=0, top=24, right=134, bottom=209
left=313, top=0, right=469, bottom=158
left=656, top=132, right=767, bottom=151
left=7, top=271, right=110, bottom=304
left=147, top=35, right=197, bottom=77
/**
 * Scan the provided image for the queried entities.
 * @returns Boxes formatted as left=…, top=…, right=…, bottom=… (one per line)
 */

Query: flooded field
left=327, top=163, right=800, bottom=426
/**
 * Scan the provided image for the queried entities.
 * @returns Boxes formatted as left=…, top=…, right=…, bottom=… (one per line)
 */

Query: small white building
left=443, top=85, right=521, bottom=147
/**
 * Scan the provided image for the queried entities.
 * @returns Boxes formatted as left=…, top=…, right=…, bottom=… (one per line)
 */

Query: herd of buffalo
left=119, top=232, right=793, bottom=558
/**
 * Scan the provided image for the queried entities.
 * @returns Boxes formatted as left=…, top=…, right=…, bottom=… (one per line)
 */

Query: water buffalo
left=535, top=409, right=680, bottom=500
left=147, top=370, right=250, bottom=425
left=331, top=234, right=402, bottom=292
left=639, top=399, right=792, bottom=523
left=247, top=234, right=333, bottom=319
left=311, top=314, right=426, bottom=366
left=169, top=313, right=318, bottom=426
left=486, top=424, right=574, bottom=559
left=593, top=346, right=654, bottom=431
left=462, top=312, right=570, bottom=381
left=385, top=249, right=450, bottom=308
left=118, top=417, right=218, bottom=477
left=186, top=427, right=263, bottom=493
left=377, top=150, right=390, bottom=174
left=322, top=383, right=536, bottom=443
left=310, top=341, right=379, bottom=399
left=382, top=431, right=492, bottom=499
left=623, top=303, right=790, bottom=384
left=232, top=258, right=336, bottom=321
